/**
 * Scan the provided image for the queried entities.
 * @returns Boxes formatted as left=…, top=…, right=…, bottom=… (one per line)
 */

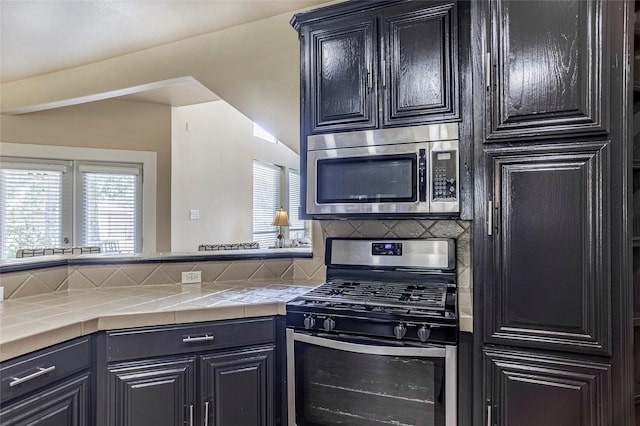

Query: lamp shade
left=272, top=206, right=290, bottom=227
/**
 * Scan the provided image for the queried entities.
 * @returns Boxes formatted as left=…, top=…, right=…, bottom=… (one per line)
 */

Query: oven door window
left=316, top=154, right=416, bottom=204
left=293, top=339, right=446, bottom=426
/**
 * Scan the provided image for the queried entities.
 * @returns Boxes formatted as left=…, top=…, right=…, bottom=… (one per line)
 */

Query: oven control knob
left=394, top=323, right=407, bottom=340
left=303, top=316, right=316, bottom=329
left=323, top=317, right=336, bottom=332
left=417, top=326, right=431, bottom=342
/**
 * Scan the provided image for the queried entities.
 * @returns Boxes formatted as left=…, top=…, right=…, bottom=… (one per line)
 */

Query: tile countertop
left=0, top=279, right=320, bottom=362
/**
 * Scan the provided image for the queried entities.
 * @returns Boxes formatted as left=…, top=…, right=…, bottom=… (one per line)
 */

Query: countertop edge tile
left=0, top=322, right=83, bottom=362
left=0, top=281, right=321, bottom=361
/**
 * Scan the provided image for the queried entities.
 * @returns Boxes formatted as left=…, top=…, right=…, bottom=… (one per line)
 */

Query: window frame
left=0, top=143, right=156, bottom=256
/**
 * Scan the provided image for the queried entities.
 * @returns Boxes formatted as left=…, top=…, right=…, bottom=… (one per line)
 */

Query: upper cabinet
left=485, top=0, right=607, bottom=141
left=307, top=17, right=378, bottom=132
left=293, top=0, right=459, bottom=135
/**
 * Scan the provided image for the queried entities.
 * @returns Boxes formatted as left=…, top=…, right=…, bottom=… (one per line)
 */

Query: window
left=252, top=161, right=281, bottom=248
left=288, top=169, right=307, bottom=239
left=0, top=157, right=142, bottom=260
left=78, top=164, right=142, bottom=254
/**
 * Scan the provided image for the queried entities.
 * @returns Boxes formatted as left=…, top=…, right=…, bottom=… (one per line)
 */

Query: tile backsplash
left=0, top=219, right=471, bottom=323
left=1, top=257, right=325, bottom=300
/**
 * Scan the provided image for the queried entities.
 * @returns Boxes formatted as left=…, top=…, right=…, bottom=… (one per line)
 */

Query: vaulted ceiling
left=0, top=0, right=334, bottom=152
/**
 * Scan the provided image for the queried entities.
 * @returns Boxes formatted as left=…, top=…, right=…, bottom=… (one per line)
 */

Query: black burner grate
left=301, top=280, right=448, bottom=311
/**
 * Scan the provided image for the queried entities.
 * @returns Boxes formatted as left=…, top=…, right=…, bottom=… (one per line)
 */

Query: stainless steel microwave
left=306, top=123, right=459, bottom=216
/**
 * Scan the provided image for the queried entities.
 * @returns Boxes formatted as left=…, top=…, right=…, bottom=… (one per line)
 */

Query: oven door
left=286, top=329, right=456, bottom=426
left=307, top=143, right=428, bottom=215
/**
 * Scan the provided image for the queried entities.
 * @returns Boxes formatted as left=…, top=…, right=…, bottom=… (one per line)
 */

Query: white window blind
left=288, top=170, right=306, bottom=239
left=253, top=161, right=280, bottom=248
left=79, top=164, right=142, bottom=254
left=0, top=160, right=71, bottom=260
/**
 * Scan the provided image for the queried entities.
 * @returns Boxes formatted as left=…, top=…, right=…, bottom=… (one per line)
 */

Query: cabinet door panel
left=486, top=142, right=610, bottom=354
left=383, top=2, right=458, bottom=125
left=202, top=346, right=274, bottom=426
left=0, top=373, right=90, bottom=426
left=484, top=347, right=612, bottom=426
left=310, top=19, right=377, bottom=133
left=106, top=357, right=195, bottom=426
left=488, top=0, right=606, bottom=140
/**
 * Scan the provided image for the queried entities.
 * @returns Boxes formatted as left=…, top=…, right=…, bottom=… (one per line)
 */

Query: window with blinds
left=0, top=157, right=143, bottom=260
left=288, top=169, right=306, bottom=239
left=0, top=160, right=71, bottom=260
left=78, top=164, right=142, bottom=254
left=253, top=161, right=280, bottom=248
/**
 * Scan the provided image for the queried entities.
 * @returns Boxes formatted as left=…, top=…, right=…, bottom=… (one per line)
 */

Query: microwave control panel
left=432, top=151, right=457, bottom=201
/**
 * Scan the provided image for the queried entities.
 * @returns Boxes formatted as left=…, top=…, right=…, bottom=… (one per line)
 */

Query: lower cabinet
left=201, top=346, right=274, bottom=426
left=105, top=347, right=275, bottom=426
left=0, top=373, right=90, bottom=426
left=96, top=317, right=278, bottom=426
left=0, top=336, right=92, bottom=426
left=483, top=347, right=612, bottom=426
left=106, top=357, right=196, bottom=426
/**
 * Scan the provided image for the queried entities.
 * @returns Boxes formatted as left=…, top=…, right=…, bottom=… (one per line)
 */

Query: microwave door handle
left=419, top=149, right=427, bottom=202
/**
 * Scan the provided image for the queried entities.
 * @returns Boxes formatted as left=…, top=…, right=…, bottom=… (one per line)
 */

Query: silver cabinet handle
left=487, top=404, right=492, bottom=426
left=204, top=401, right=210, bottom=426
left=189, top=404, right=194, bottom=426
left=487, top=200, right=493, bottom=236
left=485, top=52, right=491, bottom=89
left=367, top=68, right=373, bottom=90
left=381, top=59, right=386, bottom=87
left=10, top=365, right=56, bottom=387
left=182, top=335, right=214, bottom=343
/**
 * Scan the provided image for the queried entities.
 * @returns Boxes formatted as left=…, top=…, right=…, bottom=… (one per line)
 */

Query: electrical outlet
left=181, top=271, right=201, bottom=284
left=0, top=287, right=4, bottom=301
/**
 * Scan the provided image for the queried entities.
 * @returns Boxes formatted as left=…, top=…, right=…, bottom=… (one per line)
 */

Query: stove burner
left=301, top=279, right=448, bottom=311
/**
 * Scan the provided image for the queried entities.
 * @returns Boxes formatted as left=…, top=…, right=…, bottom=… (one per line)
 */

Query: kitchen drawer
left=0, top=336, right=91, bottom=404
left=104, top=317, right=275, bottom=362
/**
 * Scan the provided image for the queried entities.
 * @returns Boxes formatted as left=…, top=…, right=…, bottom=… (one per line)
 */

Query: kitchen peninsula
left=0, top=248, right=319, bottom=425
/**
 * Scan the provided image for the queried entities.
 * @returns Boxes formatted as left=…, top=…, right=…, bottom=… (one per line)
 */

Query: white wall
left=171, top=101, right=300, bottom=252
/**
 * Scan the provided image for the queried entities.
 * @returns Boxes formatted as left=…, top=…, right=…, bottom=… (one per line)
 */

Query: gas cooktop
left=286, top=238, right=458, bottom=345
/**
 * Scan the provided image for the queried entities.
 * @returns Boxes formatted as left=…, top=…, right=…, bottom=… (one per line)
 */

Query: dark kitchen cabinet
left=485, top=0, right=607, bottom=141
left=201, top=346, right=274, bottom=426
left=305, top=16, right=378, bottom=133
left=484, top=142, right=610, bottom=355
left=473, top=0, right=633, bottom=424
left=0, top=337, right=92, bottom=426
left=95, top=317, right=278, bottom=426
left=633, top=4, right=640, bottom=422
left=294, top=0, right=459, bottom=135
left=106, top=357, right=196, bottom=426
left=0, top=374, right=90, bottom=426
left=483, top=347, right=612, bottom=426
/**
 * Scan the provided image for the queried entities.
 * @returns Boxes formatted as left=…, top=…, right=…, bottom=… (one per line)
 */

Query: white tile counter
left=0, top=280, right=320, bottom=362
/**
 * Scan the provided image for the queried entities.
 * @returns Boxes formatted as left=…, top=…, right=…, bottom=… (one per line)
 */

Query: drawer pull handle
left=10, top=365, right=56, bottom=387
left=204, top=401, right=210, bottom=426
left=182, top=334, right=214, bottom=343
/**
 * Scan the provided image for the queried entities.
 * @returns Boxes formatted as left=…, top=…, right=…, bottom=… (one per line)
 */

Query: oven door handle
left=292, top=331, right=447, bottom=357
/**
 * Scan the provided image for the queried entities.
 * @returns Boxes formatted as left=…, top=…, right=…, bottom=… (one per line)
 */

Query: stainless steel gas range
left=286, top=238, right=458, bottom=426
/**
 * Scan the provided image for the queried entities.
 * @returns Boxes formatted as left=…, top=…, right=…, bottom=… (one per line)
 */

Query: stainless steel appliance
left=286, top=238, right=458, bottom=426
left=306, top=124, right=459, bottom=216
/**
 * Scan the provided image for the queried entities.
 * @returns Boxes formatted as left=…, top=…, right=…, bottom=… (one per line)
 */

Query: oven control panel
left=371, top=242, right=402, bottom=256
